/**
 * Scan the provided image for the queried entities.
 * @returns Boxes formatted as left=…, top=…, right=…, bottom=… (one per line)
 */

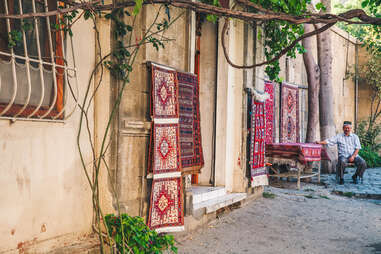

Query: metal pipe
left=0, top=116, right=65, bottom=123
left=28, top=0, right=46, bottom=118
left=0, top=51, right=75, bottom=70
left=210, top=19, right=219, bottom=186
left=14, top=0, right=32, bottom=117
left=40, top=0, right=58, bottom=119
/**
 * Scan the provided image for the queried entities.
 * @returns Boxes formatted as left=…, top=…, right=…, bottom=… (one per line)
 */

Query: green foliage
left=357, top=120, right=381, bottom=151
left=8, top=30, right=22, bottom=48
left=342, top=192, right=354, bottom=198
left=105, top=214, right=178, bottom=254
left=315, top=2, right=326, bottom=11
left=304, top=194, right=318, bottom=199
left=263, top=192, right=276, bottom=198
left=333, top=0, right=381, bottom=54
left=359, top=146, right=381, bottom=167
left=133, top=0, right=144, bottom=16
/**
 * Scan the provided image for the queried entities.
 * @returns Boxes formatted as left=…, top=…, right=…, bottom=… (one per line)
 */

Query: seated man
left=316, top=121, right=366, bottom=184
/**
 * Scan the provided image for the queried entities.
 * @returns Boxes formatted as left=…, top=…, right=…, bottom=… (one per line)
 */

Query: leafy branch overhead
left=2, top=0, right=381, bottom=80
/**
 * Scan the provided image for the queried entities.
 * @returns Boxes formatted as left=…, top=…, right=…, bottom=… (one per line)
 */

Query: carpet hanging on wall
left=264, top=81, right=275, bottom=144
left=249, top=99, right=268, bottom=187
left=147, top=62, right=184, bottom=233
left=280, top=82, right=300, bottom=143
left=177, top=71, right=204, bottom=174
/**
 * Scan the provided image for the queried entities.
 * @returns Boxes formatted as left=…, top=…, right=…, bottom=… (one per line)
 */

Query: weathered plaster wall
left=331, top=28, right=357, bottom=133
left=198, top=21, right=217, bottom=185
left=357, top=46, right=372, bottom=123
left=0, top=18, right=97, bottom=253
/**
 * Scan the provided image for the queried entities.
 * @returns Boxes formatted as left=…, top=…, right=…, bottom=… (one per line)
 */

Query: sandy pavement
left=176, top=184, right=381, bottom=254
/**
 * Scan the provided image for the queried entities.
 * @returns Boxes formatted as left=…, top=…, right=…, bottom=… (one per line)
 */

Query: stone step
left=191, top=186, right=226, bottom=204
left=192, top=192, right=247, bottom=214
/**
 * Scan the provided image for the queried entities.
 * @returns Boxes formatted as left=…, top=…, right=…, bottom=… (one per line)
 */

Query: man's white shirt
left=325, top=133, right=361, bottom=158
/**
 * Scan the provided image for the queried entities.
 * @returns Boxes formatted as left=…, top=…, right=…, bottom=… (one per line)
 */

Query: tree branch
left=0, top=0, right=380, bottom=26
left=221, top=18, right=335, bottom=69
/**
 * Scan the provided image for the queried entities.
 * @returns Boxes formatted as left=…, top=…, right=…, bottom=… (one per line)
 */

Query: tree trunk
left=315, top=0, right=337, bottom=173
left=302, top=24, right=320, bottom=143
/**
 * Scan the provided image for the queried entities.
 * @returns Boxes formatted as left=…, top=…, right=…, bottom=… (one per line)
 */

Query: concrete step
left=191, top=186, right=226, bottom=204
left=192, top=192, right=247, bottom=214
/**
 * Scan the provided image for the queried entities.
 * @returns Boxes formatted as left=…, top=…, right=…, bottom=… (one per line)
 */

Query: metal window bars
left=0, top=0, right=78, bottom=122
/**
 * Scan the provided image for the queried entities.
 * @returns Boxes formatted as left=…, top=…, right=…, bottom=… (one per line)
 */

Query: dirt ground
left=176, top=184, right=381, bottom=254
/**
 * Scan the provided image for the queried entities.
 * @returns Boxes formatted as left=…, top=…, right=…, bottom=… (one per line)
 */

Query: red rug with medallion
left=280, top=82, right=300, bottom=143
left=177, top=71, right=204, bottom=174
left=148, top=177, right=184, bottom=233
left=148, top=62, right=184, bottom=233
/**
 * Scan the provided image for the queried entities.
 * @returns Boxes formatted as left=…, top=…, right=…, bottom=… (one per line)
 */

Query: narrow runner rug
left=147, top=62, right=184, bottom=233
left=280, top=82, right=300, bottom=143
left=264, top=81, right=275, bottom=144
left=177, top=71, right=204, bottom=174
left=249, top=99, right=268, bottom=187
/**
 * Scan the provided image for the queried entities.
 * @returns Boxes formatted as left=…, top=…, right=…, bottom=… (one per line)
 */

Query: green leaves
left=315, top=2, right=326, bottom=11
left=133, top=0, right=144, bottom=16
left=105, top=214, right=178, bottom=253
left=8, top=30, right=22, bottom=48
left=206, top=14, right=218, bottom=23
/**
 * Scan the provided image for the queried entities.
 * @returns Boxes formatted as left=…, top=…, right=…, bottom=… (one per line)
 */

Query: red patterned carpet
left=280, top=82, right=299, bottom=143
left=148, top=63, right=184, bottom=233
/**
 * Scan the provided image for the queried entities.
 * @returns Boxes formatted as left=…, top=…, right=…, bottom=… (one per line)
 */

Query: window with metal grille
left=0, top=0, right=78, bottom=121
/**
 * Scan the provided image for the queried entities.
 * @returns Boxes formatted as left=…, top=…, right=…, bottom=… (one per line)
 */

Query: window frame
left=0, top=0, right=65, bottom=120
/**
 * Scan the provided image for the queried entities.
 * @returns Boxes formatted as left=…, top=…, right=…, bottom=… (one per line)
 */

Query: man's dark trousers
left=337, top=155, right=367, bottom=180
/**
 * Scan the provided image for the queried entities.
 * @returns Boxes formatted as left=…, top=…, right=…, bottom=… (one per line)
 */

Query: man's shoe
left=352, top=174, right=358, bottom=184
left=339, top=178, right=344, bottom=185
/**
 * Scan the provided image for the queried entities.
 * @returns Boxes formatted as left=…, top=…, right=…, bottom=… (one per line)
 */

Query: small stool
left=336, top=162, right=356, bottom=183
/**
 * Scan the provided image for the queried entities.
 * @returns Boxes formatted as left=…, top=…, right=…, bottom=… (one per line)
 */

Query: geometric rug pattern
left=280, top=82, right=300, bottom=143
left=249, top=99, right=268, bottom=187
left=153, top=123, right=181, bottom=176
left=178, top=71, right=204, bottom=173
left=264, top=81, right=275, bottom=144
left=148, top=62, right=184, bottom=233
left=151, top=63, right=179, bottom=119
left=148, top=178, right=184, bottom=232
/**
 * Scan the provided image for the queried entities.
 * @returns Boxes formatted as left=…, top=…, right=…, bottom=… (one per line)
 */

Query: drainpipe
left=210, top=19, right=219, bottom=186
left=355, top=43, right=359, bottom=131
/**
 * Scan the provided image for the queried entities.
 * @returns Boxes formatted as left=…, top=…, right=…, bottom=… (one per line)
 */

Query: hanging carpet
left=148, top=177, right=184, bottom=233
left=177, top=71, right=204, bottom=174
left=280, top=82, right=300, bottom=143
left=249, top=99, right=268, bottom=187
left=264, top=81, right=275, bottom=144
left=147, top=62, right=184, bottom=233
